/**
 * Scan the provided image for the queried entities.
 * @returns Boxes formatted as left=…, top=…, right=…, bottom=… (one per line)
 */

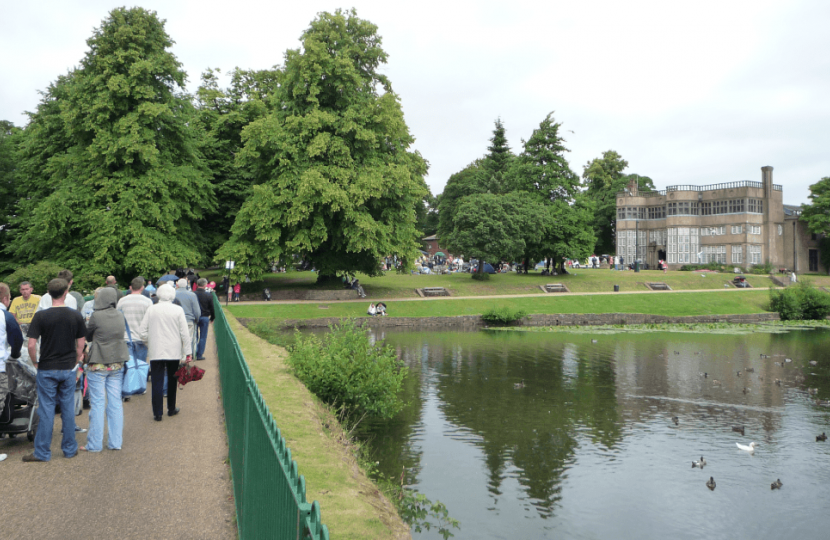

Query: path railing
left=213, top=294, right=329, bottom=540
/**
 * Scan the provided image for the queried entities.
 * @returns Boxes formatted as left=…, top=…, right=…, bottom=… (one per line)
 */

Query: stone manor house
left=615, top=166, right=826, bottom=273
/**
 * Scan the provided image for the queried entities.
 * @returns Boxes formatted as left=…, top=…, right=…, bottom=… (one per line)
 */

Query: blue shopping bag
left=122, top=318, right=149, bottom=397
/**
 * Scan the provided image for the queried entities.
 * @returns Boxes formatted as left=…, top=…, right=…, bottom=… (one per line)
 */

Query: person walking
left=175, top=279, right=201, bottom=363
left=137, top=284, right=191, bottom=422
left=1, top=283, right=25, bottom=462
left=233, top=282, right=241, bottom=302
left=9, top=281, right=41, bottom=336
left=23, top=278, right=86, bottom=462
left=117, top=277, right=153, bottom=363
left=81, top=288, right=128, bottom=452
left=194, top=278, right=214, bottom=361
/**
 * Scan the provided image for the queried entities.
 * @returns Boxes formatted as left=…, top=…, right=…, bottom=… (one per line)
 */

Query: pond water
left=350, top=326, right=830, bottom=539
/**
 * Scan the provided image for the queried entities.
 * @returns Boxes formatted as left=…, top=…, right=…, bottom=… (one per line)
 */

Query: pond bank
left=224, top=312, right=410, bottom=540
left=238, top=311, right=782, bottom=330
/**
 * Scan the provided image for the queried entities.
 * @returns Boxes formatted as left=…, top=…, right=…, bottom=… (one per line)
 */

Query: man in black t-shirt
left=23, top=278, right=86, bottom=462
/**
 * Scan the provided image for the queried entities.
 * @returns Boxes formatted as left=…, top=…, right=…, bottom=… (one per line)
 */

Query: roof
left=422, top=235, right=438, bottom=241
left=783, top=204, right=803, bottom=217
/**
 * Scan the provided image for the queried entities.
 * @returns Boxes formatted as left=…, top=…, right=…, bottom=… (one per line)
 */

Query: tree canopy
left=801, top=176, right=830, bottom=272
left=583, top=150, right=654, bottom=254
left=217, top=9, right=428, bottom=281
left=0, top=120, right=19, bottom=266
left=8, top=7, right=214, bottom=283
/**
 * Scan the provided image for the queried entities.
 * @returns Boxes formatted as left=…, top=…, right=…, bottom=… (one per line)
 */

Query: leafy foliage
left=398, top=490, right=460, bottom=539
left=0, top=120, right=20, bottom=265
left=801, top=177, right=830, bottom=236
left=9, top=8, right=215, bottom=279
left=770, top=281, right=830, bottom=320
left=583, top=151, right=655, bottom=254
left=481, top=306, right=527, bottom=324
left=218, top=9, right=428, bottom=281
left=3, top=261, right=64, bottom=296
left=287, top=319, right=407, bottom=421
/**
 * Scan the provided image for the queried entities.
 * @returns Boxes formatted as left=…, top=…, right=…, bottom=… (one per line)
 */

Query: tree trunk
left=316, top=272, right=341, bottom=285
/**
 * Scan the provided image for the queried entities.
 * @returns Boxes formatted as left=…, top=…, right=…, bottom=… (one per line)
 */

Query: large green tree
left=444, top=192, right=545, bottom=270
left=801, top=176, right=830, bottom=272
left=583, top=150, right=654, bottom=255
left=0, top=120, right=20, bottom=266
left=10, top=7, right=214, bottom=282
left=194, top=67, right=279, bottom=258
left=218, top=9, right=428, bottom=281
left=509, top=113, right=593, bottom=271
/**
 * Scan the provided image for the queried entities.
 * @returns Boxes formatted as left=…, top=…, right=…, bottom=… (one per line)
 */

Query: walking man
left=194, top=278, right=214, bottom=361
left=117, top=277, right=153, bottom=363
left=38, top=269, right=80, bottom=311
left=1, top=283, right=25, bottom=462
left=23, top=278, right=86, bottom=462
left=175, top=279, right=201, bottom=362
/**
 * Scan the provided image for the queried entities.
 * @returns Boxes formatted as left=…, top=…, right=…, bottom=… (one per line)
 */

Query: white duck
left=736, top=442, right=757, bottom=452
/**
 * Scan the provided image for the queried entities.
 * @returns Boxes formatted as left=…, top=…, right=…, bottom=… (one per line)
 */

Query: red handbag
left=175, top=362, right=205, bottom=388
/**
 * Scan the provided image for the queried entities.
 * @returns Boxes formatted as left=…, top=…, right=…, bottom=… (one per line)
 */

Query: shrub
left=4, top=261, right=64, bottom=296
left=770, top=281, right=830, bottom=321
left=749, top=263, right=774, bottom=275
left=679, top=262, right=724, bottom=272
left=481, top=307, right=528, bottom=324
left=288, top=319, right=407, bottom=421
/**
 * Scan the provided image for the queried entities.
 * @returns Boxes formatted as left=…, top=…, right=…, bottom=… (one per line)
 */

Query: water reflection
left=351, top=326, right=830, bottom=539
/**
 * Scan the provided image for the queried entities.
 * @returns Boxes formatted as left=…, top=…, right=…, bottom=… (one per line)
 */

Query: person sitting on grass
left=377, top=303, right=387, bottom=316
left=368, top=303, right=377, bottom=316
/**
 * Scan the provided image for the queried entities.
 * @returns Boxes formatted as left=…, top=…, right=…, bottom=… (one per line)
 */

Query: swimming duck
left=745, top=367, right=755, bottom=373
left=513, top=380, right=525, bottom=389
left=785, top=358, right=792, bottom=363
left=743, top=387, right=750, bottom=394
left=774, top=379, right=782, bottom=386
left=771, top=479, right=782, bottom=490
left=692, top=456, right=706, bottom=469
left=706, top=477, right=716, bottom=491
left=732, top=426, right=745, bottom=436
left=817, top=399, right=830, bottom=407
left=760, top=354, right=769, bottom=359
left=736, top=442, right=757, bottom=452
left=712, top=379, right=721, bottom=385
left=672, top=416, right=679, bottom=426
left=809, top=360, right=818, bottom=366
left=817, top=432, right=827, bottom=442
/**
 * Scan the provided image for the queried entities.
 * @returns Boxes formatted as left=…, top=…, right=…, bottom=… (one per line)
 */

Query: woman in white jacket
left=137, top=284, right=191, bottom=422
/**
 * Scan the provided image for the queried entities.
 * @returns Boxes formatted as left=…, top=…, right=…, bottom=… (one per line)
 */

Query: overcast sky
left=2, top=1, right=828, bottom=204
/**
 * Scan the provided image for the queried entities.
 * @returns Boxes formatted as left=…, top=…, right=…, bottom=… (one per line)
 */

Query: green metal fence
left=213, top=294, right=330, bottom=540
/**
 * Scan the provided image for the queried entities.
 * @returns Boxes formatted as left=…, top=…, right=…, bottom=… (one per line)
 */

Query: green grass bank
left=228, top=289, right=772, bottom=322
left=224, top=312, right=410, bottom=540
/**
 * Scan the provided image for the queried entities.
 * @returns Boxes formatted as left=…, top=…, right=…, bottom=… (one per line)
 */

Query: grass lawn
left=226, top=312, right=408, bottom=540
left=202, top=267, right=829, bottom=299
left=228, top=289, right=773, bottom=321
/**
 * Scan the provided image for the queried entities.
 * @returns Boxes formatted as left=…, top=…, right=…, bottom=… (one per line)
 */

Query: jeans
left=150, top=360, right=179, bottom=418
left=86, top=368, right=124, bottom=451
left=196, top=316, right=210, bottom=359
left=34, top=369, right=78, bottom=460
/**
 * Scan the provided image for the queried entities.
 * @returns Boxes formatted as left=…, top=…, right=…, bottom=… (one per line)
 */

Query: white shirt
left=37, top=293, right=77, bottom=311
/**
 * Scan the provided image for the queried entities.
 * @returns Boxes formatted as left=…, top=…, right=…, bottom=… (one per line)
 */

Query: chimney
left=628, top=176, right=638, bottom=196
left=761, top=166, right=773, bottom=196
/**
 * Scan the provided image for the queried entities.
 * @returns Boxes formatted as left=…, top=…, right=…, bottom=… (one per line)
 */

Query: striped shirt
left=117, top=293, right=153, bottom=343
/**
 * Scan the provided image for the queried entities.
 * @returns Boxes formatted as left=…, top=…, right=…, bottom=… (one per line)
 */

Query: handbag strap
left=123, top=314, right=135, bottom=347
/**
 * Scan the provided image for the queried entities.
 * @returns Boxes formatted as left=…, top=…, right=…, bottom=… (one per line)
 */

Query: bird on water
left=736, top=442, right=757, bottom=453
left=706, top=477, right=716, bottom=491
left=513, top=380, right=525, bottom=389
left=771, top=479, right=782, bottom=490
left=692, top=456, right=706, bottom=469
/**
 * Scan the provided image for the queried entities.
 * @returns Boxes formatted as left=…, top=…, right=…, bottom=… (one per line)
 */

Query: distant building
left=421, top=235, right=450, bottom=258
left=615, top=166, right=825, bottom=273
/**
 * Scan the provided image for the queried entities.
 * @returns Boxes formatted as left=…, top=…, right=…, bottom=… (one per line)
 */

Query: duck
left=513, top=380, right=525, bottom=389
left=809, top=360, right=818, bottom=366
left=745, top=367, right=755, bottom=373
left=817, top=399, right=830, bottom=407
left=736, top=442, right=757, bottom=452
left=706, top=477, right=716, bottom=491
left=743, top=387, right=750, bottom=395
left=692, top=456, right=706, bottom=469
left=817, top=432, right=827, bottom=442
left=736, top=370, right=742, bottom=377
left=672, top=416, right=679, bottom=426
left=774, top=379, right=782, bottom=386
left=775, top=362, right=782, bottom=367
left=808, top=388, right=818, bottom=396
left=785, top=358, right=792, bottom=363
left=760, top=354, right=769, bottom=359
left=771, top=479, right=782, bottom=490
left=712, top=379, right=721, bottom=385
left=732, top=426, right=745, bottom=436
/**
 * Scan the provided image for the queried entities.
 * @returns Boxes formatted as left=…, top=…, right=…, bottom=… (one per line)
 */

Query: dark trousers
left=150, top=360, right=179, bottom=417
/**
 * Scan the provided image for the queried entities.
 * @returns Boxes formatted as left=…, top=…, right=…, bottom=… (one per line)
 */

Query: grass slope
left=225, top=312, right=410, bottom=540
left=204, top=268, right=830, bottom=299
left=228, top=289, right=772, bottom=321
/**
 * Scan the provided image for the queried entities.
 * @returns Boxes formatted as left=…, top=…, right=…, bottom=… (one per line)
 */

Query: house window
left=748, top=199, right=764, bottom=213
left=778, top=224, right=783, bottom=236
left=701, top=202, right=712, bottom=215
left=731, top=225, right=743, bottom=234
left=707, top=226, right=725, bottom=236
left=750, top=245, right=761, bottom=264
left=668, top=227, right=698, bottom=264
left=702, top=245, right=726, bottom=264
left=728, top=199, right=746, bottom=213
left=732, top=245, right=743, bottom=264
left=750, top=225, right=761, bottom=235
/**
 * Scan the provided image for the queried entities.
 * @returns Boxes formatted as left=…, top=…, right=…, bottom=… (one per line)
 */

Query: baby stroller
left=0, top=357, right=39, bottom=442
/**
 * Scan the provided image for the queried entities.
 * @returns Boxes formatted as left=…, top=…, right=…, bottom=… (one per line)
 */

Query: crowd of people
left=0, top=269, right=216, bottom=463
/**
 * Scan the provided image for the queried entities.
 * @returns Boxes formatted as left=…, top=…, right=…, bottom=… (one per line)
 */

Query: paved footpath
left=0, top=326, right=237, bottom=540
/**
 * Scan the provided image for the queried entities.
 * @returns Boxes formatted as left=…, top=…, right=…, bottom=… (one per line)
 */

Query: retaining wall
left=250, top=312, right=782, bottom=330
